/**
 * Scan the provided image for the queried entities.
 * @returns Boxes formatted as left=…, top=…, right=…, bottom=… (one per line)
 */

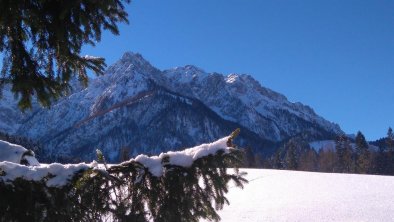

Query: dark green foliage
left=0, top=175, right=86, bottom=222
left=285, top=142, right=298, bottom=170
left=372, top=127, right=394, bottom=175
left=250, top=129, right=394, bottom=175
left=299, top=148, right=318, bottom=171
left=243, top=147, right=255, bottom=167
left=335, top=135, right=353, bottom=173
left=0, top=134, right=247, bottom=222
left=375, top=145, right=388, bottom=174
left=387, top=127, right=394, bottom=151
left=354, top=131, right=370, bottom=174
left=0, top=0, right=130, bottom=109
left=317, top=148, right=336, bottom=172
left=273, top=151, right=283, bottom=169
left=385, top=127, right=394, bottom=174
left=282, top=138, right=311, bottom=170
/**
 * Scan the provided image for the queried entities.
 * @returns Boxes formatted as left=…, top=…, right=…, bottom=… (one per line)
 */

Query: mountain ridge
left=0, top=52, right=342, bottom=161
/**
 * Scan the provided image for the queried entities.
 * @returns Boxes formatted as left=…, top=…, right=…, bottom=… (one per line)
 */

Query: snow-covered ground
left=204, top=169, right=394, bottom=222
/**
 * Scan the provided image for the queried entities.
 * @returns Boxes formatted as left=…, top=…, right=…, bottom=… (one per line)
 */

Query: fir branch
left=0, top=132, right=248, bottom=221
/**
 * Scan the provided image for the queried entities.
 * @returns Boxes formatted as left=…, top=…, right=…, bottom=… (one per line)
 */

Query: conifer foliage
left=268, top=128, right=394, bottom=175
left=0, top=0, right=130, bottom=109
left=335, top=135, right=353, bottom=173
left=354, top=131, right=370, bottom=174
left=285, top=142, right=298, bottom=170
left=386, top=127, right=394, bottom=173
left=0, top=131, right=247, bottom=222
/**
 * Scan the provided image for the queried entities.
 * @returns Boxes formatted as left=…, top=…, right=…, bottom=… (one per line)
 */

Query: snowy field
left=203, top=169, right=394, bottom=222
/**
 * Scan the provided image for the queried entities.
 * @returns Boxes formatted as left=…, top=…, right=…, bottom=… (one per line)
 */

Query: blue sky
left=83, top=0, right=394, bottom=140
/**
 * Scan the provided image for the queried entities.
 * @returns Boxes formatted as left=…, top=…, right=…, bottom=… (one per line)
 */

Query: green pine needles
left=0, top=0, right=130, bottom=109
left=0, top=131, right=247, bottom=222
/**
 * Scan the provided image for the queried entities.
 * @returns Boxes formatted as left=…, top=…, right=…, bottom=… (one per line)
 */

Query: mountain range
left=0, top=52, right=342, bottom=162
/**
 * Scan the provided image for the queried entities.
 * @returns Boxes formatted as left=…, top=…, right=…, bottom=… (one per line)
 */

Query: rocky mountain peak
left=164, top=65, right=207, bottom=84
left=106, top=52, right=158, bottom=77
left=182, top=65, right=205, bottom=73
left=120, top=52, right=148, bottom=65
left=0, top=51, right=343, bottom=162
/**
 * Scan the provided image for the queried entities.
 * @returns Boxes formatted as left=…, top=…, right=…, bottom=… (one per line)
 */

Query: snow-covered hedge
left=0, top=130, right=247, bottom=222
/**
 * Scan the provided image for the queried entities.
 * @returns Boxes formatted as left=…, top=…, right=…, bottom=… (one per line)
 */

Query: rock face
left=0, top=52, right=342, bottom=162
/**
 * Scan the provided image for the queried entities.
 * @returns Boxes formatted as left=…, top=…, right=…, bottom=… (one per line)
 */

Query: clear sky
left=83, top=0, right=394, bottom=141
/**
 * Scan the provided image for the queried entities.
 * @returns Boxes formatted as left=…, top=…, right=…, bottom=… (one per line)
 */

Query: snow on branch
left=0, top=162, right=91, bottom=187
left=0, top=140, right=40, bottom=166
left=133, top=136, right=231, bottom=177
left=0, top=130, right=247, bottom=222
left=1, top=135, right=235, bottom=186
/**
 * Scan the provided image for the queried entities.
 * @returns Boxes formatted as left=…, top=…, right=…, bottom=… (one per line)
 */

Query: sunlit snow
left=134, top=136, right=231, bottom=177
left=1, top=137, right=233, bottom=185
left=0, top=140, right=39, bottom=166
left=0, top=162, right=91, bottom=187
left=202, top=169, right=394, bottom=222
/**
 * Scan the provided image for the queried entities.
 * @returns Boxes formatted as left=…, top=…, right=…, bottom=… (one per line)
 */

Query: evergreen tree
left=243, top=147, right=255, bottom=168
left=335, top=135, right=346, bottom=172
left=343, top=138, right=354, bottom=173
left=354, top=131, right=370, bottom=174
left=285, top=142, right=298, bottom=170
left=387, top=127, right=394, bottom=151
left=299, top=148, right=318, bottom=172
left=335, top=135, right=353, bottom=173
left=386, top=127, right=394, bottom=174
left=273, top=150, right=283, bottom=169
left=318, top=149, right=336, bottom=172
left=253, top=153, right=264, bottom=168
left=0, top=0, right=130, bottom=109
left=375, top=145, right=387, bottom=174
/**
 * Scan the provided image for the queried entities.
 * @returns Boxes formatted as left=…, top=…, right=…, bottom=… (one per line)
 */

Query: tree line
left=244, top=128, right=394, bottom=176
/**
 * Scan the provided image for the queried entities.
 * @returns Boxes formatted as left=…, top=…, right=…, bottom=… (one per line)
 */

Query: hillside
left=203, top=169, right=394, bottom=222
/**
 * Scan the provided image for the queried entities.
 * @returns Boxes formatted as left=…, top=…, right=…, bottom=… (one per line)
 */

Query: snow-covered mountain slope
left=163, top=66, right=342, bottom=141
left=0, top=85, right=30, bottom=134
left=0, top=52, right=342, bottom=161
left=202, top=169, right=394, bottom=222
